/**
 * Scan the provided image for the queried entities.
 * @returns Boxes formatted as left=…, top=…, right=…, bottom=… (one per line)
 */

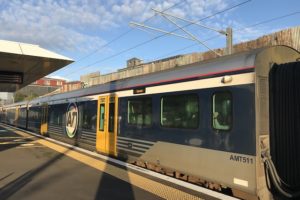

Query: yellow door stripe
left=12, top=130, right=202, bottom=200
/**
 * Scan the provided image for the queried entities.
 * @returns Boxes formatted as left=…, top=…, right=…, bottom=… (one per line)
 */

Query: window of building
left=212, top=92, right=232, bottom=131
left=127, top=98, right=152, bottom=126
left=161, top=94, right=199, bottom=129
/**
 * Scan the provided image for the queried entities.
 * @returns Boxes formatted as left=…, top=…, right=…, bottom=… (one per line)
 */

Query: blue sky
left=0, top=0, right=299, bottom=81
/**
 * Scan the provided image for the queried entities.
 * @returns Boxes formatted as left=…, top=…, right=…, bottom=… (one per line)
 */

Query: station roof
left=0, top=40, right=73, bottom=92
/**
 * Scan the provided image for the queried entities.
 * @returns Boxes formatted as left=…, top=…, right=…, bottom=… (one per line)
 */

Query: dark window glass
left=49, top=104, right=65, bottom=126
left=99, top=104, right=105, bottom=131
left=127, top=98, right=152, bottom=126
left=108, top=103, right=115, bottom=132
left=161, top=94, right=199, bottom=129
left=28, top=107, right=41, bottom=121
left=19, top=108, right=27, bottom=120
left=81, top=101, right=97, bottom=131
left=212, top=92, right=232, bottom=131
left=7, top=108, right=16, bottom=124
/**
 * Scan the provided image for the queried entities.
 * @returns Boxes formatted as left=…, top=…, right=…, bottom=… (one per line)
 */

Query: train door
left=15, top=107, right=19, bottom=126
left=40, top=104, right=48, bottom=136
left=96, top=95, right=118, bottom=156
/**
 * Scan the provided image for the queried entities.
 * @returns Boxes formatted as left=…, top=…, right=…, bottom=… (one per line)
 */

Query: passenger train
left=1, top=45, right=300, bottom=200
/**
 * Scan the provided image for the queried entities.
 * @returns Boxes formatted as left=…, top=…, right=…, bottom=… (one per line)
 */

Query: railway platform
left=0, top=123, right=238, bottom=200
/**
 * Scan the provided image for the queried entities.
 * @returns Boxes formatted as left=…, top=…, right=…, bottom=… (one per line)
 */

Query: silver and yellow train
left=1, top=45, right=300, bottom=200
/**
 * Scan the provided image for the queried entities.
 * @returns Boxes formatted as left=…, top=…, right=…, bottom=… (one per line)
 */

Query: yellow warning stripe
left=0, top=141, right=28, bottom=145
left=16, top=145, right=46, bottom=149
left=0, top=135, right=36, bottom=145
left=12, top=129, right=202, bottom=200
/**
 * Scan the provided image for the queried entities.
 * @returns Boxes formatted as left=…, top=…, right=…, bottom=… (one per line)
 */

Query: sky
left=0, top=0, right=299, bottom=81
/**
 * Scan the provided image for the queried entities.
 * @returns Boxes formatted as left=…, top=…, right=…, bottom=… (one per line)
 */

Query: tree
left=26, top=93, right=39, bottom=101
left=14, top=92, right=27, bottom=102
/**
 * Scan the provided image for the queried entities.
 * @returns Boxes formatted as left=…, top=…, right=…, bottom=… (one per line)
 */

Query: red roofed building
left=32, top=77, right=66, bottom=87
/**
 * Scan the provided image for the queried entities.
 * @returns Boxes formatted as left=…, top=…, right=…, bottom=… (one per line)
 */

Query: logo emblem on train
left=66, top=103, right=78, bottom=138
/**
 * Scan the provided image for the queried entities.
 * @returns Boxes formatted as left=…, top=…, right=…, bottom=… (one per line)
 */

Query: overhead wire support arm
left=152, top=8, right=233, bottom=54
left=153, top=8, right=232, bottom=55
left=129, top=22, right=196, bottom=41
left=130, top=7, right=232, bottom=56
left=151, top=8, right=226, bottom=35
left=159, top=13, right=222, bottom=56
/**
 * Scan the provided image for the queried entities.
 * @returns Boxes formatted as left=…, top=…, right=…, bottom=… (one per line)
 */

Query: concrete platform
left=0, top=124, right=213, bottom=200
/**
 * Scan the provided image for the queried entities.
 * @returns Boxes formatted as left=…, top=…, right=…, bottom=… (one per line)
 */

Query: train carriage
left=2, top=102, right=27, bottom=128
left=1, top=45, right=300, bottom=200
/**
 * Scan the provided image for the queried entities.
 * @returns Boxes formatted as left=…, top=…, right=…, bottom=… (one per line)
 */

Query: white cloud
left=0, top=0, right=114, bottom=52
left=0, top=0, right=231, bottom=52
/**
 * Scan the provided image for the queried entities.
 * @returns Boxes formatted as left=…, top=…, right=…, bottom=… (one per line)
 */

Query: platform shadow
left=0, top=147, right=72, bottom=200
left=0, top=127, right=40, bottom=152
left=94, top=159, right=136, bottom=200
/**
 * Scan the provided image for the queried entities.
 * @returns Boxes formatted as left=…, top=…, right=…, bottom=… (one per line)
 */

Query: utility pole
left=225, top=27, right=233, bottom=55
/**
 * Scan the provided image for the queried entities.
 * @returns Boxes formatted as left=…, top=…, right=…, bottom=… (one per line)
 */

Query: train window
left=99, top=104, right=105, bottom=131
left=212, top=92, right=232, bottom=131
left=161, top=94, right=199, bottom=129
left=82, top=101, right=97, bottom=131
left=28, top=107, right=41, bottom=122
left=49, top=105, right=64, bottom=126
left=127, top=98, right=152, bottom=126
left=108, top=103, right=115, bottom=132
left=19, top=108, right=27, bottom=120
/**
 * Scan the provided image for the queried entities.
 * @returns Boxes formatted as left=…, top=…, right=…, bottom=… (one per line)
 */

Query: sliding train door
left=40, top=104, right=48, bottom=136
left=96, top=95, right=118, bottom=156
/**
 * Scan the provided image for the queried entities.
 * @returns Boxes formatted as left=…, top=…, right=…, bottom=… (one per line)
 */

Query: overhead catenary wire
left=236, top=10, right=300, bottom=31
left=63, top=0, right=252, bottom=79
left=147, top=10, right=300, bottom=62
left=52, top=0, right=186, bottom=76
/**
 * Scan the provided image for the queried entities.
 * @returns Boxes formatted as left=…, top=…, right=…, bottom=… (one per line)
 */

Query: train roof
left=2, top=101, right=28, bottom=108
left=19, top=45, right=300, bottom=106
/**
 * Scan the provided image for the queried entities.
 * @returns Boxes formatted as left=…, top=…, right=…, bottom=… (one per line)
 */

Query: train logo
left=66, top=103, right=78, bottom=138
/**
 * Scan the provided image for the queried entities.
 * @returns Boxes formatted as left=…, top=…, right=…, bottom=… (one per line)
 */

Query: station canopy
left=0, top=40, right=73, bottom=92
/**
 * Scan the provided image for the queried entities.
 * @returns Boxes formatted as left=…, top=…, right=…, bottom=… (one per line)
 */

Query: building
left=127, top=57, right=143, bottom=68
left=0, top=76, right=84, bottom=103
left=59, top=81, right=82, bottom=93
left=32, top=77, right=66, bottom=87
left=12, top=77, right=67, bottom=103
left=80, top=26, right=300, bottom=87
left=80, top=72, right=100, bottom=87
left=0, top=92, right=14, bottom=105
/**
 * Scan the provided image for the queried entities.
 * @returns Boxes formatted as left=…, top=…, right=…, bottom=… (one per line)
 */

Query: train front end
left=254, top=45, right=300, bottom=200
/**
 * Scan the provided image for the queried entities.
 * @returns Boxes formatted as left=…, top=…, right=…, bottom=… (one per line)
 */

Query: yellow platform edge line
left=12, top=129, right=202, bottom=200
